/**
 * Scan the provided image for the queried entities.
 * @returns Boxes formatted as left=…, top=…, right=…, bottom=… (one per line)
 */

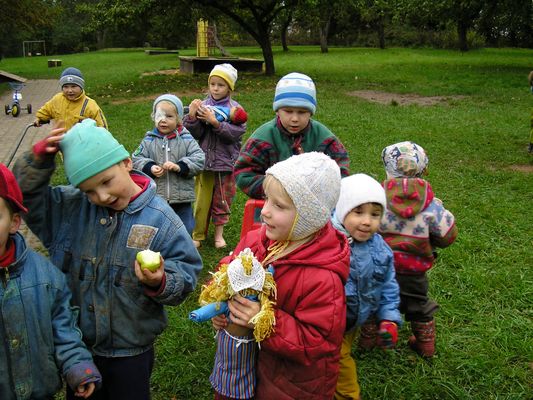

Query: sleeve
left=376, top=243, right=402, bottom=325
left=428, top=198, right=458, bottom=248
left=211, top=120, right=246, bottom=144
left=234, top=137, right=274, bottom=199
left=147, top=222, right=203, bottom=305
left=132, top=137, right=157, bottom=174
left=182, top=116, right=205, bottom=140
left=178, top=137, right=205, bottom=177
left=51, top=268, right=102, bottom=390
left=35, top=97, right=55, bottom=123
left=12, top=151, right=80, bottom=248
left=261, top=268, right=346, bottom=364
left=321, top=136, right=350, bottom=178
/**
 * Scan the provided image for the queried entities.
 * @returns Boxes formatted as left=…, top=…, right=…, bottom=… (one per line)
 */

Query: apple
left=136, top=249, right=161, bottom=272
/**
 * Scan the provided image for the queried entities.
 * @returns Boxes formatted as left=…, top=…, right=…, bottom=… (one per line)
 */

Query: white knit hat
left=334, top=174, right=387, bottom=224
left=209, top=63, right=238, bottom=91
left=273, top=72, right=317, bottom=114
left=266, top=152, right=340, bottom=240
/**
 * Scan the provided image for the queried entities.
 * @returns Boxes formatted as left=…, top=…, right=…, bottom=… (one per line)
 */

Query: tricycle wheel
left=11, top=104, right=20, bottom=117
left=27, top=104, right=32, bottom=114
left=4, top=105, right=9, bottom=115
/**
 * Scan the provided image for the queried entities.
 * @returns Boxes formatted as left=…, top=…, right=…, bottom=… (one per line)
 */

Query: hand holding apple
left=135, top=249, right=164, bottom=287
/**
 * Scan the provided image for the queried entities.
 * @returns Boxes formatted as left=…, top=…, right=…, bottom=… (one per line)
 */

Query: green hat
left=60, top=119, right=129, bottom=187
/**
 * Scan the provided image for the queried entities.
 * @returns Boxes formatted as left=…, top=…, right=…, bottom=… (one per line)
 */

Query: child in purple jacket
left=183, top=63, right=247, bottom=249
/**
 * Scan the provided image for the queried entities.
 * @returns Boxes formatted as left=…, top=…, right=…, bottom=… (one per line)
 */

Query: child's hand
left=188, top=99, right=202, bottom=120
left=377, top=321, right=398, bottom=349
left=197, top=106, right=220, bottom=128
left=227, top=295, right=261, bottom=329
left=134, top=255, right=164, bottom=287
left=212, top=314, right=228, bottom=330
left=162, top=161, right=180, bottom=172
left=151, top=164, right=165, bottom=177
left=74, top=382, right=95, bottom=398
left=32, top=125, right=66, bottom=161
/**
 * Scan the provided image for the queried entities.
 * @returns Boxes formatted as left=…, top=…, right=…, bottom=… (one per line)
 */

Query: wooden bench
left=179, top=56, right=264, bottom=74
left=48, top=59, right=62, bottom=67
left=145, top=50, right=180, bottom=55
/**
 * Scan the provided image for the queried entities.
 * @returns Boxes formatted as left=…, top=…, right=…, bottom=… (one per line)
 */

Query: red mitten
left=377, top=321, right=398, bottom=349
left=32, top=137, right=59, bottom=160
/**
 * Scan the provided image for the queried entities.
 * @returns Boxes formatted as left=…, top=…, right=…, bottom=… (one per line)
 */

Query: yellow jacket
left=36, top=92, right=108, bottom=131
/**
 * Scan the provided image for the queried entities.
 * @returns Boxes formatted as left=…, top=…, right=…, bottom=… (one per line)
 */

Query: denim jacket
left=13, top=153, right=203, bottom=357
left=0, top=233, right=101, bottom=400
left=332, top=214, right=402, bottom=332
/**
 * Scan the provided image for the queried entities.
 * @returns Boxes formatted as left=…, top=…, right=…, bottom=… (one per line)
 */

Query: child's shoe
left=408, top=319, right=436, bottom=357
left=357, top=319, right=378, bottom=351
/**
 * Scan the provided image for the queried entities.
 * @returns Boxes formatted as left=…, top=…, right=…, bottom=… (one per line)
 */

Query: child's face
left=78, top=159, right=141, bottom=211
left=261, top=177, right=297, bottom=242
left=343, top=203, right=383, bottom=242
left=62, top=84, right=83, bottom=101
left=154, top=102, right=179, bottom=135
left=276, top=107, right=312, bottom=135
left=209, top=76, right=230, bottom=100
left=0, top=198, right=21, bottom=256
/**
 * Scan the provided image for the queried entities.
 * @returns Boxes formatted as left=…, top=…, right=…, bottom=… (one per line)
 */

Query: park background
left=1, top=0, right=533, bottom=398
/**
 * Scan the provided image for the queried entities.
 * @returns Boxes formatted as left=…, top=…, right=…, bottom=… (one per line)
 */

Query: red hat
left=230, top=107, right=248, bottom=125
left=0, top=163, right=28, bottom=213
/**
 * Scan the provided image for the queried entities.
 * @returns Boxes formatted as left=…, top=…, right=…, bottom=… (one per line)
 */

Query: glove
left=377, top=320, right=398, bottom=349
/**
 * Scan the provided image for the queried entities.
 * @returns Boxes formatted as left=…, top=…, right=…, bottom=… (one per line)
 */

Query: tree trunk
left=457, top=20, right=469, bottom=51
left=96, top=29, right=107, bottom=50
left=258, top=35, right=275, bottom=75
left=319, top=17, right=330, bottom=53
left=281, top=12, right=292, bottom=52
left=377, top=18, right=385, bottom=49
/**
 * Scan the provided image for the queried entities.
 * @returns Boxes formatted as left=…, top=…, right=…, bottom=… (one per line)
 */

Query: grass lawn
left=1, top=46, right=532, bottom=399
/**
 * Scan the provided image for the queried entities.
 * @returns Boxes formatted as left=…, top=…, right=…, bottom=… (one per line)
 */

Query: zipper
left=164, top=138, right=170, bottom=200
left=1, top=268, right=9, bottom=288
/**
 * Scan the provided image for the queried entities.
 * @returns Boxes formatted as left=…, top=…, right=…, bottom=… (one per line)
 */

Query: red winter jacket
left=230, top=222, right=350, bottom=400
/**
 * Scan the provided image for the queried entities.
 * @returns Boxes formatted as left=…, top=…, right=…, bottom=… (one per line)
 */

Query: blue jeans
left=170, top=202, right=194, bottom=235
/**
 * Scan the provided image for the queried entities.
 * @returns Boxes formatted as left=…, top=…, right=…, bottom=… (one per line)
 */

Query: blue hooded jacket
left=332, top=214, right=402, bottom=331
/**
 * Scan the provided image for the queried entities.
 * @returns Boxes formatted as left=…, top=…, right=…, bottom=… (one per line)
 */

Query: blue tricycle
left=4, top=82, right=32, bottom=117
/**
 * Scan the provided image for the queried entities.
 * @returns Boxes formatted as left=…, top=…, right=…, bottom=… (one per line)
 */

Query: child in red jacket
left=211, top=152, right=350, bottom=400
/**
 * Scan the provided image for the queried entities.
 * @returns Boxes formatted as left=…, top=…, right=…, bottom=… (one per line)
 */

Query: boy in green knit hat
left=13, top=118, right=202, bottom=399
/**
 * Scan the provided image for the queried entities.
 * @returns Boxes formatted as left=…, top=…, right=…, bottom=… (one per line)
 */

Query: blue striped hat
left=273, top=72, right=317, bottom=114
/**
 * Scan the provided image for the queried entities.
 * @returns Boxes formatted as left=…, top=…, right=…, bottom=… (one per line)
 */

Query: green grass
left=2, top=46, right=532, bottom=399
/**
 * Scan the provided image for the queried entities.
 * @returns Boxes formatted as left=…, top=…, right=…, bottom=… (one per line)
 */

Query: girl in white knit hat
left=332, top=173, right=402, bottom=400
left=210, top=152, right=350, bottom=400
left=183, top=63, right=247, bottom=249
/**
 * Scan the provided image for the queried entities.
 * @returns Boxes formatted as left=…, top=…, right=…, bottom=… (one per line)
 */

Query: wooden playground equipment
left=179, top=19, right=263, bottom=74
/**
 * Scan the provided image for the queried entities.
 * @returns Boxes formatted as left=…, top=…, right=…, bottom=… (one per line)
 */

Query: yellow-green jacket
left=36, top=91, right=107, bottom=131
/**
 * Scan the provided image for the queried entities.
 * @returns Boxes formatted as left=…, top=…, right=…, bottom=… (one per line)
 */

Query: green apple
left=136, top=249, right=161, bottom=272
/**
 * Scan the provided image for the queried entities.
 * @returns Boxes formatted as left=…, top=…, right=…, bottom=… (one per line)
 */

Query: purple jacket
left=183, top=95, right=246, bottom=172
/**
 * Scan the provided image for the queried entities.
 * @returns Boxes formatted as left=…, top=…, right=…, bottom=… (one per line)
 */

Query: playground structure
left=179, top=19, right=263, bottom=74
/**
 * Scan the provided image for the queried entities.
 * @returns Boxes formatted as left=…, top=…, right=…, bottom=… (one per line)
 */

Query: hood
left=383, top=177, right=434, bottom=218
left=254, top=222, right=350, bottom=285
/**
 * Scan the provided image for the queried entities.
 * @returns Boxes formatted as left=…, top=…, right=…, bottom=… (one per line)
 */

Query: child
left=132, top=94, right=205, bottom=234
left=0, top=163, right=101, bottom=399
left=527, top=71, right=533, bottom=153
left=213, top=152, right=350, bottom=399
left=35, top=67, right=108, bottom=130
left=234, top=72, right=350, bottom=200
left=183, top=63, right=247, bottom=249
left=380, top=141, right=458, bottom=358
left=13, top=119, right=203, bottom=399
left=331, top=173, right=402, bottom=400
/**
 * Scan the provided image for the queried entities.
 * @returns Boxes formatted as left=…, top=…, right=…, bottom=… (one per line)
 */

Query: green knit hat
left=60, top=119, right=129, bottom=187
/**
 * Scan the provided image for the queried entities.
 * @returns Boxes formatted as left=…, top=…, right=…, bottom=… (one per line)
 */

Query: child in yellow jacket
left=35, top=67, right=107, bottom=130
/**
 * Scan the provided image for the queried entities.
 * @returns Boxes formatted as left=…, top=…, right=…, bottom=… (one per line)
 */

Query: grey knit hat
left=266, top=152, right=341, bottom=240
left=152, top=94, right=184, bottom=119
left=59, top=67, right=85, bottom=90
